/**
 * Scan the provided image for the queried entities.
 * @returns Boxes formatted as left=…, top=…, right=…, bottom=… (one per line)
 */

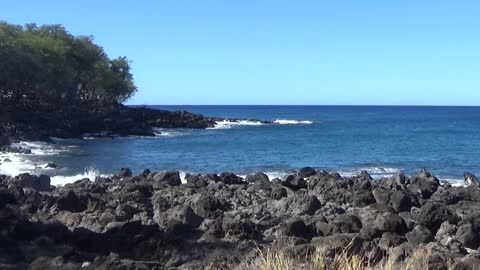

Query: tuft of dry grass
left=243, top=242, right=443, bottom=270
left=402, top=248, right=431, bottom=270
left=310, top=248, right=366, bottom=270
left=247, top=247, right=295, bottom=270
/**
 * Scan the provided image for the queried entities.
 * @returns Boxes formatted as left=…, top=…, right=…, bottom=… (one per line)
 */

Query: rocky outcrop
left=0, top=103, right=272, bottom=147
left=0, top=168, right=479, bottom=269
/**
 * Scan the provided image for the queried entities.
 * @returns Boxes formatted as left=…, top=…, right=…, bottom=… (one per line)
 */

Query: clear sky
left=2, top=0, right=479, bottom=105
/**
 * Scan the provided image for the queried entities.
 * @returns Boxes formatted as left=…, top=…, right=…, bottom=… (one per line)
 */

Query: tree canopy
left=0, top=22, right=136, bottom=106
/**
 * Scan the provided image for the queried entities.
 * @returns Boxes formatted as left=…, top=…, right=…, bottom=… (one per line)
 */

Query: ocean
left=2, top=105, right=480, bottom=186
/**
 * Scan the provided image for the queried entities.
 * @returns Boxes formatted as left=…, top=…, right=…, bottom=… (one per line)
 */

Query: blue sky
left=2, top=0, right=479, bottom=105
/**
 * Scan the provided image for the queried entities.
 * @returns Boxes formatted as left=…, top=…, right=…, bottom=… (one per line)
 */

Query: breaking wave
left=208, top=120, right=265, bottom=129
left=273, top=119, right=313, bottom=125
left=50, top=166, right=109, bottom=186
left=209, top=119, right=313, bottom=129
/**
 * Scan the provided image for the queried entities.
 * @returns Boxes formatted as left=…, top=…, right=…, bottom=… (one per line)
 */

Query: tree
left=0, top=21, right=137, bottom=106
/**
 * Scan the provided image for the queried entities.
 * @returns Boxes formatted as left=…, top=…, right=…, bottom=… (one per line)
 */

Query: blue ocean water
left=2, top=106, right=480, bottom=185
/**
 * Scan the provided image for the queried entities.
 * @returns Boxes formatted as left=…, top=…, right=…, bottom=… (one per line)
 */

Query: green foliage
left=0, top=21, right=136, bottom=105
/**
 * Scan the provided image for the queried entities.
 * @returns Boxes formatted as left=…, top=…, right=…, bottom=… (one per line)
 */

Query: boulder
left=405, top=225, right=433, bottom=246
left=245, top=172, right=269, bottom=184
left=152, top=171, right=181, bottom=186
left=118, top=168, right=132, bottom=178
left=223, top=217, right=259, bottom=240
left=15, top=173, right=51, bottom=192
left=416, top=202, right=459, bottom=232
left=373, top=188, right=418, bottom=212
left=393, top=173, right=409, bottom=186
left=408, top=169, right=439, bottom=198
left=357, top=170, right=373, bottom=181
left=374, top=212, right=407, bottom=234
left=270, top=186, right=287, bottom=200
left=56, top=190, right=87, bottom=212
left=455, top=223, right=477, bottom=248
left=185, top=174, right=209, bottom=188
left=331, top=214, right=362, bottom=233
left=379, top=232, right=406, bottom=249
left=281, top=217, right=311, bottom=239
left=464, top=172, right=480, bottom=188
left=435, top=221, right=458, bottom=246
left=455, top=213, right=480, bottom=248
left=219, top=172, right=244, bottom=185
left=298, top=167, right=317, bottom=178
left=169, top=205, right=204, bottom=229
left=288, top=194, right=321, bottom=215
left=0, top=188, right=16, bottom=207
left=281, top=174, right=307, bottom=191
left=359, top=223, right=382, bottom=239
left=44, top=163, right=58, bottom=169
left=195, top=196, right=230, bottom=219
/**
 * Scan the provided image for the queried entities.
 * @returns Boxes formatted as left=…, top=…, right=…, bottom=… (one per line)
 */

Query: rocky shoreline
left=1, top=167, right=480, bottom=269
left=0, top=103, right=272, bottom=148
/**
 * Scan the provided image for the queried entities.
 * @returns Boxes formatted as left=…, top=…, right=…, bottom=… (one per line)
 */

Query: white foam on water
left=0, top=153, right=36, bottom=176
left=440, top=177, right=465, bottom=187
left=273, top=119, right=313, bottom=125
left=265, top=171, right=290, bottom=180
left=153, top=128, right=190, bottom=137
left=208, top=119, right=313, bottom=129
left=208, top=120, right=265, bottom=130
left=10, top=141, right=68, bottom=156
left=179, top=171, right=187, bottom=184
left=359, top=166, right=402, bottom=175
left=338, top=167, right=402, bottom=179
left=50, top=166, right=109, bottom=186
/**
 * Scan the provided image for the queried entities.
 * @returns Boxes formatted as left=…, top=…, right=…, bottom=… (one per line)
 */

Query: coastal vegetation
left=0, top=21, right=222, bottom=145
left=0, top=21, right=136, bottom=106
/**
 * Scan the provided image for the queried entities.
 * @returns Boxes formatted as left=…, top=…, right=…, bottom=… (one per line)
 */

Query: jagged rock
left=56, top=190, right=87, bottom=212
left=405, top=225, right=433, bottom=246
left=359, top=223, right=382, bottom=239
left=1, top=168, right=479, bottom=269
left=379, top=232, right=406, bottom=249
left=15, top=173, right=51, bottom=192
left=245, top=172, right=269, bottom=183
left=455, top=213, right=480, bottom=249
left=298, top=167, right=317, bottom=178
left=152, top=171, right=181, bottom=186
left=45, top=163, right=58, bottom=169
left=195, top=195, right=230, bottom=219
left=416, top=202, right=459, bottom=232
left=118, top=168, right=132, bottom=177
left=281, top=217, right=311, bottom=239
left=464, top=172, right=480, bottom=188
left=220, top=172, right=245, bottom=185
left=0, top=188, right=16, bottom=207
left=281, top=174, right=307, bottom=191
left=393, top=173, right=409, bottom=186
left=270, top=186, right=287, bottom=200
left=223, top=217, right=259, bottom=240
left=372, top=188, right=416, bottom=212
left=408, top=169, right=440, bottom=198
left=374, top=212, right=407, bottom=234
left=331, top=214, right=362, bottom=233
left=288, top=193, right=321, bottom=215
left=358, top=170, right=373, bottom=181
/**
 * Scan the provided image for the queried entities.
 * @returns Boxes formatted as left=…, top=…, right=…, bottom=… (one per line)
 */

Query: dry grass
left=402, top=248, right=431, bottom=270
left=246, top=247, right=294, bottom=270
left=243, top=243, right=443, bottom=270
left=310, top=248, right=366, bottom=270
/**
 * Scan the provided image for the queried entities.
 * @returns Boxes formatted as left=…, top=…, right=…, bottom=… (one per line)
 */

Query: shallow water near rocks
left=2, top=105, right=480, bottom=186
